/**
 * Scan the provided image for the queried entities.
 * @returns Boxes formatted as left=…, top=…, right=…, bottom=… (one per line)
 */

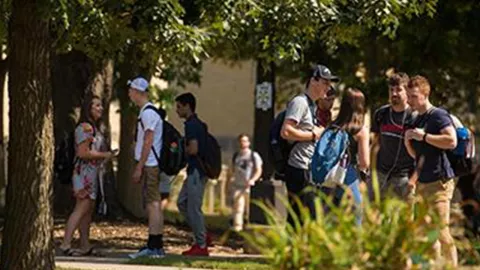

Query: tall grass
left=243, top=178, right=479, bottom=269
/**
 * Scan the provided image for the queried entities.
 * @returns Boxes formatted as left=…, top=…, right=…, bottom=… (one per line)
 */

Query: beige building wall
left=165, top=60, right=257, bottom=161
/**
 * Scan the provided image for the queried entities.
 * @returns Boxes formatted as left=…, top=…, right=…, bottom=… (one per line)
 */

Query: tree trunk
left=51, top=50, right=94, bottom=216
left=253, top=61, right=275, bottom=180
left=0, top=0, right=54, bottom=268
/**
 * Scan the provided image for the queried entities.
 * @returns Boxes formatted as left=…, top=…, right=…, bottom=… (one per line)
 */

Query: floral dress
left=72, top=122, right=104, bottom=200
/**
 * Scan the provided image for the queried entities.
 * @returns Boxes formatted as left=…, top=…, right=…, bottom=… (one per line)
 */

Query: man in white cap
left=127, top=76, right=166, bottom=258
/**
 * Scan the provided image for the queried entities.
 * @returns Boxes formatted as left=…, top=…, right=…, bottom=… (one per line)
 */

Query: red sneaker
left=206, top=232, right=214, bottom=247
left=182, top=244, right=209, bottom=256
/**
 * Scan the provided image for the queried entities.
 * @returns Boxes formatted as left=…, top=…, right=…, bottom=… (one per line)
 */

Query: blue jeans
left=177, top=168, right=207, bottom=246
left=322, top=165, right=363, bottom=225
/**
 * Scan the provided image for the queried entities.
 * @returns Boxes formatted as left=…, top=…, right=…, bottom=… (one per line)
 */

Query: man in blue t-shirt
left=404, top=75, right=458, bottom=267
left=175, top=93, right=209, bottom=256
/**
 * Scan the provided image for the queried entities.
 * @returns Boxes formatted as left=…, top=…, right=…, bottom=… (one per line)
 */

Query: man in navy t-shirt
left=404, top=75, right=458, bottom=267
left=175, top=93, right=210, bottom=256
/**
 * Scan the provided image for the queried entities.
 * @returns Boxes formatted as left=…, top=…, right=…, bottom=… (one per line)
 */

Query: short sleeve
left=253, top=152, right=263, bottom=167
left=186, top=121, right=202, bottom=142
left=140, top=109, right=161, bottom=131
left=285, top=96, right=308, bottom=124
left=433, top=110, right=453, bottom=132
left=75, top=123, right=94, bottom=145
left=371, top=108, right=382, bottom=133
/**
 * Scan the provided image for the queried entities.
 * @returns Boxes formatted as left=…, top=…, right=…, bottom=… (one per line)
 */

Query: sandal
left=59, top=246, right=75, bottom=256
left=72, top=247, right=97, bottom=257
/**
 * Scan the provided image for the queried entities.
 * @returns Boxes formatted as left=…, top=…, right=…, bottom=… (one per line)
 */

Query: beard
left=391, top=97, right=401, bottom=106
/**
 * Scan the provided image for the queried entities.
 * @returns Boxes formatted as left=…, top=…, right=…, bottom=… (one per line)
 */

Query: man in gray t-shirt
left=230, top=134, right=263, bottom=231
left=281, top=64, right=339, bottom=225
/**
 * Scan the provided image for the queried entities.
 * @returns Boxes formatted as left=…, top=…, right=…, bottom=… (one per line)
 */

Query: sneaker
left=182, top=244, right=209, bottom=256
left=128, top=247, right=166, bottom=259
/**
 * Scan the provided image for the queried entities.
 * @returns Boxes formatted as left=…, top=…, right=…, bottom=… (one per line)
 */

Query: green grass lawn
left=128, top=254, right=270, bottom=270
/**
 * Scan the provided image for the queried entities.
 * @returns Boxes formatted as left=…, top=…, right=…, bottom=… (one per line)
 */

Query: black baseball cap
left=312, top=65, right=339, bottom=82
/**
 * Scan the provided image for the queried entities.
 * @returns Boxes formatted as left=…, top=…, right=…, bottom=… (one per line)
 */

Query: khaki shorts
left=142, top=166, right=162, bottom=204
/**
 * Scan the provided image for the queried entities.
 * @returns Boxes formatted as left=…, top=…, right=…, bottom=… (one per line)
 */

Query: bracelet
left=311, top=130, right=316, bottom=142
left=423, top=133, right=428, bottom=142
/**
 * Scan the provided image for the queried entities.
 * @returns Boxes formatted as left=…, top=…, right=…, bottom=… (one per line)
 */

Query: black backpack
left=138, top=105, right=187, bottom=176
left=269, top=111, right=293, bottom=181
left=201, top=125, right=222, bottom=179
left=54, top=123, right=96, bottom=185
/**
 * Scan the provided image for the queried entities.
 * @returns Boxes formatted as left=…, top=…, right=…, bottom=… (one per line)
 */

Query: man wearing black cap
left=280, top=64, right=339, bottom=224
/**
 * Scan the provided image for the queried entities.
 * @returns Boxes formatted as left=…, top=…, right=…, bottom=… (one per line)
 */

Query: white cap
left=127, top=77, right=149, bottom=92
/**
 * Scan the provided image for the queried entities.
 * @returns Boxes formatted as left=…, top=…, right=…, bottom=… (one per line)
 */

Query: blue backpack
left=447, top=114, right=476, bottom=177
left=422, top=108, right=476, bottom=177
left=311, top=127, right=350, bottom=187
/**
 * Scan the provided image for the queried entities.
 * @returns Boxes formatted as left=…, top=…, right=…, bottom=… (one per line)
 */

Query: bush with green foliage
left=244, top=183, right=457, bottom=269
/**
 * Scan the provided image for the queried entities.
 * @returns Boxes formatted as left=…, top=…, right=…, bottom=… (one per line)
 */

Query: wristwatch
left=423, top=133, right=428, bottom=142
left=311, top=130, right=316, bottom=142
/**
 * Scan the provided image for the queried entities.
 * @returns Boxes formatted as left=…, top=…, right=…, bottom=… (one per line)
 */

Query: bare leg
left=61, top=198, right=93, bottom=249
left=147, top=201, right=161, bottom=234
left=159, top=198, right=169, bottom=233
left=79, top=199, right=95, bottom=250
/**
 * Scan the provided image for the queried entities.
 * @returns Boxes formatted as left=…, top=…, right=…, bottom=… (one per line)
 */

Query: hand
left=104, top=149, right=118, bottom=160
left=247, top=179, right=256, bottom=187
left=312, top=126, right=324, bottom=141
left=132, top=165, right=142, bottom=184
left=405, top=129, right=414, bottom=141
left=410, top=128, right=425, bottom=141
left=359, top=181, right=367, bottom=193
left=103, top=151, right=113, bottom=160
left=407, top=179, right=416, bottom=192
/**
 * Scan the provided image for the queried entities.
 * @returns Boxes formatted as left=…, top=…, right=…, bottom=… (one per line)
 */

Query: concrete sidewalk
left=55, top=252, right=266, bottom=270
left=57, top=261, right=204, bottom=270
left=56, top=256, right=204, bottom=270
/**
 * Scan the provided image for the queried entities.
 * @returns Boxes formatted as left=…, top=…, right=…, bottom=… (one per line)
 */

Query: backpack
left=201, top=126, right=222, bottom=179
left=269, top=111, right=293, bottom=181
left=269, top=94, right=316, bottom=181
left=422, top=108, right=476, bottom=178
left=138, top=105, right=187, bottom=176
left=447, top=114, right=476, bottom=177
left=310, top=127, right=350, bottom=188
left=54, top=123, right=96, bottom=185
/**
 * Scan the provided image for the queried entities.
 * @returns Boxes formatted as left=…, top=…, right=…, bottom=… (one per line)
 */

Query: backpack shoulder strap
left=137, top=104, right=163, bottom=165
left=232, top=151, right=239, bottom=165
left=303, top=94, right=317, bottom=126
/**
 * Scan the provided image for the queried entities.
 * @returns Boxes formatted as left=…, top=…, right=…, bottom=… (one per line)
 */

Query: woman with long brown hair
left=59, top=95, right=117, bottom=256
left=327, top=88, right=370, bottom=224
